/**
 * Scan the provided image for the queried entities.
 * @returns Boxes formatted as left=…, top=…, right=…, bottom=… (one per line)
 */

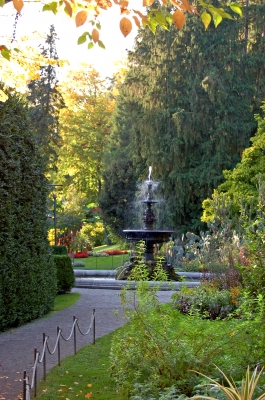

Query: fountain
left=116, top=167, right=180, bottom=280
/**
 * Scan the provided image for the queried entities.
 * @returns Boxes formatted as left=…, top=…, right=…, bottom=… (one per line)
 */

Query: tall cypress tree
left=104, top=0, right=265, bottom=234
left=27, top=25, right=65, bottom=171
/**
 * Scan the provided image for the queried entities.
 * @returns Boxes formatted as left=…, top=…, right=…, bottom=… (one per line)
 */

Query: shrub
left=74, top=251, right=89, bottom=258
left=0, top=87, right=56, bottom=331
left=51, top=245, right=68, bottom=255
left=72, top=261, right=86, bottom=268
left=172, top=283, right=241, bottom=319
left=54, top=255, right=75, bottom=293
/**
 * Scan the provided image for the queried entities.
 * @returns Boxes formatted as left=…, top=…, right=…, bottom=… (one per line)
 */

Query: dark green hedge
left=0, top=87, right=57, bottom=331
left=54, top=255, right=75, bottom=293
left=51, top=245, right=68, bottom=255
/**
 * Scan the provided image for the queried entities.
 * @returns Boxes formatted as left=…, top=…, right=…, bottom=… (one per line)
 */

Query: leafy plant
left=54, top=255, right=75, bottom=293
left=192, top=365, right=265, bottom=400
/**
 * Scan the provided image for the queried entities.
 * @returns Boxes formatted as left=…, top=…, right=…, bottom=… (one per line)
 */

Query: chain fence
left=22, top=309, right=96, bottom=399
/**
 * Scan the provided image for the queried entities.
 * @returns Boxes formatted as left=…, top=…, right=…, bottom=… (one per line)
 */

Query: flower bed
left=73, top=251, right=89, bottom=258
left=104, top=250, right=128, bottom=255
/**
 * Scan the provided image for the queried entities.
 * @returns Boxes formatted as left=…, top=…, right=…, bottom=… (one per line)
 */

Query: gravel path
left=0, top=288, right=173, bottom=400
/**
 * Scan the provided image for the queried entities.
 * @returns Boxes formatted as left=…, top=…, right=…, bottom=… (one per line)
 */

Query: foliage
left=0, top=85, right=56, bottom=331
left=51, top=245, right=68, bottom=255
left=193, top=365, right=265, bottom=400
left=27, top=25, right=65, bottom=171
left=172, top=283, right=241, bottom=320
left=72, top=261, right=86, bottom=267
left=1, top=0, right=241, bottom=61
left=78, top=221, right=105, bottom=248
left=202, top=103, right=265, bottom=226
left=54, top=255, right=75, bottom=293
left=102, top=1, right=265, bottom=234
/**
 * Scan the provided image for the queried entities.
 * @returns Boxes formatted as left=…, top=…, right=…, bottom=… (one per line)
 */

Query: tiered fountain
left=116, top=167, right=179, bottom=280
left=123, top=166, right=174, bottom=262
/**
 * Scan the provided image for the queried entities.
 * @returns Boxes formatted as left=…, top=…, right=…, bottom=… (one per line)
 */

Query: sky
left=0, top=0, right=143, bottom=78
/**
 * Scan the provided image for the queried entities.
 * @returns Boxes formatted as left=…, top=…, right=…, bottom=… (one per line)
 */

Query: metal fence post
left=93, top=309, right=95, bottom=344
left=57, top=327, right=61, bottom=366
left=34, top=348, right=37, bottom=398
left=43, top=333, right=46, bottom=381
left=23, top=370, right=26, bottom=400
left=73, top=316, right=77, bottom=355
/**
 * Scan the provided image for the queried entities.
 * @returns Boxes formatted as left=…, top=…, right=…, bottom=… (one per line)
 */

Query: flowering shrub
left=105, top=250, right=128, bottom=255
left=74, top=251, right=89, bottom=258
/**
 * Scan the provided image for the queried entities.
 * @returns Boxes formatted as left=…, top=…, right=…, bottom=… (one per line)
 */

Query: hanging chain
left=11, top=12, right=20, bottom=43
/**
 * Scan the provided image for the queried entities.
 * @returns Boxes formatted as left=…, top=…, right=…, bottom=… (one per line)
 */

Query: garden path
left=0, top=288, right=173, bottom=400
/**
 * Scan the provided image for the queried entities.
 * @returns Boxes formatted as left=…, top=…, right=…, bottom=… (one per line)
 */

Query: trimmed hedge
left=0, top=87, right=57, bottom=331
left=51, top=245, right=68, bottom=255
left=54, top=255, right=75, bottom=294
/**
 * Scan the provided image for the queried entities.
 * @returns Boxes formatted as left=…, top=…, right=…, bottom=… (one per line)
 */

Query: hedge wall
left=0, top=87, right=57, bottom=331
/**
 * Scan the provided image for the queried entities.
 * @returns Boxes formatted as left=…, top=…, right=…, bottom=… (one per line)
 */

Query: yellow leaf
left=201, top=10, right=211, bottom=29
left=143, top=0, right=154, bottom=5
left=119, top=16, right=132, bottom=37
left=92, top=28, right=99, bottom=43
left=132, top=15, right=140, bottom=27
left=13, top=0, right=24, bottom=13
left=172, top=9, right=186, bottom=29
left=75, top=10, right=88, bottom=27
left=64, top=0, right=72, bottom=17
left=87, top=384, right=93, bottom=387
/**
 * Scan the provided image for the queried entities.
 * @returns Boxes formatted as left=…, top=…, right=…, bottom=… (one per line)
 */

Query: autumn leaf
left=85, top=393, right=92, bottom=398
left=75, top=10, right=88, bottom=27
left=172, top=9, right=186, bottom=29
left=13, top=0, right=24, bottom=13
left=132, top=15, right=141, bottom=27
left=143, top=0, right=154, bottom=6
left=119, top=17, right=132, bottom=37
left=63, top=0, right=72, bottom=17
left=120, top=0, right=128, bottom=7
left=87, top=384, right=92, bottom=387
left=92, top=28, right=99, bottom=43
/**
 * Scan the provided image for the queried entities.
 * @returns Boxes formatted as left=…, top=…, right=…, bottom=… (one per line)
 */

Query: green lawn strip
left=36, top=330, right=125, bottom=399
left=74, top=254, right=129, bottom=270
left=53, top=293, right=81, bottom=312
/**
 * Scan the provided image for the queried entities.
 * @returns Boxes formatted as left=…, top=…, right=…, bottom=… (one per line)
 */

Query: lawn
left=72, top=245, right=130, bottom=270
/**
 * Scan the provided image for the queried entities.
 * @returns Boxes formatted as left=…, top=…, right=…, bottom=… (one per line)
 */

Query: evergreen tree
left=27, top=25, right=65, bottom=171
left=0, top=85, right=56, bottom=331
left=104, top=0, right=265, bottom=234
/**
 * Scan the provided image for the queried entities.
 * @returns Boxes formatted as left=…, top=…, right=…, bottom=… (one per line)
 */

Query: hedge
left=0, top=87, right=56, bottom=331
left=54, top=255, right=75, bottom=294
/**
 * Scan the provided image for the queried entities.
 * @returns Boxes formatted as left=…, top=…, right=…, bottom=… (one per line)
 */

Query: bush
left=0, top=87, right=56, bottom=331
left=51, top=245, right=68, bottom=255
left=54, top=255, right=75, bottom=293
left=72, top=261, right=86, bottom=268
left=74, top=251, right=89, bottom=258
left=172, top=283, right=241, bottom=319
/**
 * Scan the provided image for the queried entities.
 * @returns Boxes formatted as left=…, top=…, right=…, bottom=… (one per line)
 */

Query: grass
left=36, top=330, right=124, bottom=399
left=52, top=292, right=81, bottom=312
left=73, top=254, right=129, bottom=270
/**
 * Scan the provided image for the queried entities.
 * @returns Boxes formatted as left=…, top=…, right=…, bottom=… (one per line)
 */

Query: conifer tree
left=27, top=25, right=65, bottom=171
left=103, top=0, right=265, bottom=234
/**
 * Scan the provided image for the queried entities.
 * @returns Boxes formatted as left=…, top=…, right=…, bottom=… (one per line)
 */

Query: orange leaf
left=113, top=0, right=119, bottom=3
left=92, top=28, right=99, bottom=43
left=75, top=10, right=88, bottom=27
left=172, top=9, right=186, bottom=29
left=133, top=10, right=149, bottom=24
left=85, top=394, right=92, bottom=398
left=180, top=0, right=192, bottom=13
left=119, top=16, right=132, bottom=37
left=162, top=0, right=168, bottom=4
left=13, top=0, right=24, bottom=13
left=143, top=0, right=154, bottom=5
left=120, top=0, right=128, bottom=7
left=132, top=15, right=141, bottom=27
left=63, top=0, right=72, bottom=17
left=120, top=8, right=130, bottom=14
